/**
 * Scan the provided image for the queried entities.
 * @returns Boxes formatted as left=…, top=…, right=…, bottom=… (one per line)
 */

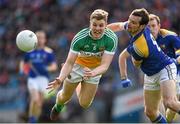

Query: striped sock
left=152, top=114, right=167, bottom=123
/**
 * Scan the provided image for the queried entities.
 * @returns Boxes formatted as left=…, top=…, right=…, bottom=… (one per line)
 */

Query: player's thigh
left=160, top=80, right=177, bottom=101
left=78, top=82, right=98, bottom=104
left=176, top=74, right=180, bottom=97
left=61, top=80, right=79, bottom=98
left=77, top=70, right=101, bottom=101
left=144, top=74, right=161, bottom=110
left=144, top=90, right=161, bottom=110
left=159, top=63, right=177, bottom=101
left=29, top=89, right=40, bottom=102
left=27, top=77, right=40, bottom=101
left=59, top=64, right=84, bottom=99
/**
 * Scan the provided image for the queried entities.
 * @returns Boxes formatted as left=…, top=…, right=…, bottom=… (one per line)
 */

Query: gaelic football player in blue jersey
left=149, top=14, right=180, bottom=123
left=108, top=8, right=180, bottom=123
left=20, top=31, right=58, bottom=123
left=46, top=9, right=118, bottom=121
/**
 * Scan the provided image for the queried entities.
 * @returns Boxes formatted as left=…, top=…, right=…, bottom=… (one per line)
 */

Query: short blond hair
left=149, top=14, right=160, bottom=24
left=90, top=9, right=108, bottom=22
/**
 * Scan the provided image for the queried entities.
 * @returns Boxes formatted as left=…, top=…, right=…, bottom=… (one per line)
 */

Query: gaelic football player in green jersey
left=46, top=9, right=118, bottom=121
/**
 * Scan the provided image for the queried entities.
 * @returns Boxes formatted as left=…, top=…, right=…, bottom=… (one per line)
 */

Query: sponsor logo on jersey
left=79, top=51, right=103, bottom=57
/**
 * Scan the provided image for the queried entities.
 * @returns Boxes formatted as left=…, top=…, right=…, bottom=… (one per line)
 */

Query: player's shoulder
left=104, top=28, right=118, bottom=40
left=160, top=29, right=177, bottom=37
left=72, top=28, right=89, bottom=42
left=44, top=46, right=53, bottom=53
left=76, top=28, right=89, bottom=36
left=105, top=28, right=117, bottom=35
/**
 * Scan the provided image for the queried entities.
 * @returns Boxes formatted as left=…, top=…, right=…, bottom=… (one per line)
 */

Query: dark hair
left=131, top=8, right=149, bottom=25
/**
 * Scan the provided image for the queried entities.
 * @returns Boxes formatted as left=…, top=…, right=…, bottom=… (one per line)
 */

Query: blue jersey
left=127, top=27, right=173, bottom=76
left=156, top=29, right=180, bottom=73
left=24, top=47, right=56, bottom=78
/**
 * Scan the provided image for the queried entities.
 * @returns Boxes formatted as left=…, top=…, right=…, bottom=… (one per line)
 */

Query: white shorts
left=144, top=63, right=177, bottom=90
left=27, top=76, right=49, bottom=93
left=65, top=64, right=102, bottom=84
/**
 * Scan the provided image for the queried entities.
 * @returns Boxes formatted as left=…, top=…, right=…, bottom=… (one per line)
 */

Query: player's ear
left=140, top=24, right=146, bottom=30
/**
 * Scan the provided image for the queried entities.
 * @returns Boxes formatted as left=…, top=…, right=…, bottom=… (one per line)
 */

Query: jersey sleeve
left=70, top=34, right=80, bottom=53
left=104, top=31, right=118, bottom=54
left=127, top=44, right=144, bottom=61
left=44, top=47, right=57, bottom=63
left=160, top=29, right=180, bottom=56
left=70, top=29, right=88, bottom=54
left=127, top=32, right=149, bottom=61
left=70, top=39, right=81, bottom=54
left=47, top=52, right=56, bottom=64
left=168, top=36, right=180, bottom=55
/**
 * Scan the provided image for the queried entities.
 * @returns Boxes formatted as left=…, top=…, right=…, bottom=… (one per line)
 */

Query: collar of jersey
left=88, top=29, right=104, bottom=40
left=157, top=33, right=162, bottom=41
left=129, top=27, right=146, bottom=43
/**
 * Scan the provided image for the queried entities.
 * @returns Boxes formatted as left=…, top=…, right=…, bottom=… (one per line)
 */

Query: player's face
left=127, top=15, right=143, bottom=35
left=148, top=19, right=160, bottom=39
left=36, top=32, right=46, bottom=47
left=90, top=18, right=107, bottom=39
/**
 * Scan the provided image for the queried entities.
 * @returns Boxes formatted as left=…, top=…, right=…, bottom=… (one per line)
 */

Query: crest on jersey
left=84, top=45, right=89, bottom=48
left=99, top=47, right=105, bottom=51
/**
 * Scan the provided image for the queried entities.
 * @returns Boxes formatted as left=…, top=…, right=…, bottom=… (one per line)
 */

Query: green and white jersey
left=70, top=28, right=118, bottom=68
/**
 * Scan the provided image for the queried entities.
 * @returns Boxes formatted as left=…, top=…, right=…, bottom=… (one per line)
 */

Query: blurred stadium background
left=0, top=0, right=179, bottom=123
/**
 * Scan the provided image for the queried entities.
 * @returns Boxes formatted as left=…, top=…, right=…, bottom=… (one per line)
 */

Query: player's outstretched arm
left=119, top=48, right=130, bottom=79
left=119, top=49, right=133, bottom=88
left=84, top=53, right=114, bottom=78
left=107, top=22, right=126, bottom=32
left=46, top=51, right=78, bottom=93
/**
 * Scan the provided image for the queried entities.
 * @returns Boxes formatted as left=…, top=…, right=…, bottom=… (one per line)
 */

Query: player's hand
left=120, top=78, right=133, bottom=88
left=46, top=78, right=62, bottom=94
left=83, top=67, right=91, bottom=80
left=83, top=67, right=95, bottom=80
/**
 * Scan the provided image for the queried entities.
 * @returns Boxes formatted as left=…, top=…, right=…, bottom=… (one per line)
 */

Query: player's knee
left=31, top=94, right=38, bottom=102
left=31, top=98, right=41, bottom=108
left=164, top=99, right=177, bottom=109
left=57, top=91, right=71, bottom=103
left=79, top=100, right=91, bottom=109
left=59, top=95, right=71, bottom=103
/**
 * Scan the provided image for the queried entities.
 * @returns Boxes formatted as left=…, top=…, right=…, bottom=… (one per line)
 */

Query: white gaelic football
left=16, top=30, right=38, bottom=52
